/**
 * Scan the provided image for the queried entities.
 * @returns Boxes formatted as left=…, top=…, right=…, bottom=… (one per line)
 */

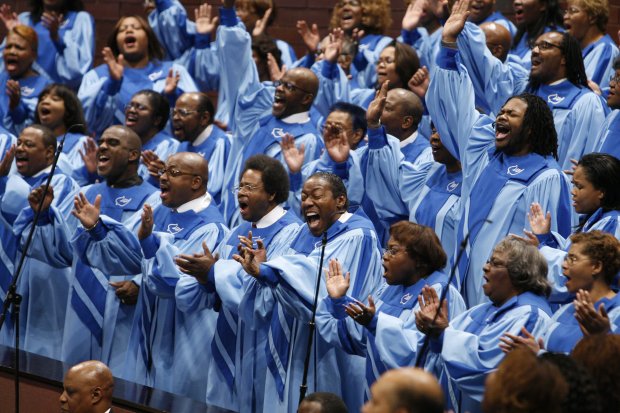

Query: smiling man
left=234, top=172, right=383, bottom=412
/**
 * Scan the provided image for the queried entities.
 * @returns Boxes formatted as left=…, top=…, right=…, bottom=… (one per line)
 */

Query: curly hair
left=570, top=231, right=620, bottom=285
left=29, top=0, right=84, bottom=23
left=106, top=15, right=164, bottom=61
left=508, top=93, right=559, bottom=159
left=35, top=84, right=88, bottom=135
left=389, top=221, right=447, bottom=275
left=329, top=0, right=392, bottom=35
left=576, top=0, right=609, bottom=32
left=494, top=237, right=551, bottom=297
left=577, top=153, right=620, bottom=212
left=513, top=0, right=563, bottom=50
left=241, top=154, right=290, bottom=205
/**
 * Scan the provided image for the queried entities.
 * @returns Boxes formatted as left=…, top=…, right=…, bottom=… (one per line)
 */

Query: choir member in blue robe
left=215, top=4, right=323, bottom=227
left=510, top=0, right=563, bottom=61
left=524, top=153, right=620, bottom=305
left=234, top=172, right=383, bottom=412
left=317, top=222, right=466, bottom=400
left=78, top=15, right=197, bottom=135
left=13, top=126, right=161, bottom=371
left=0, top=125, right=79, bottom=359
left=399, top=0, right=446, bottom=72
left=171, top=92, right=230, bottom=206
left=563, top=0, right=619, bottom=93
left=175, top=155, right=301, bottom=412
left=501, top=231, right=620, bottom=356
left=473, top=9, right=517, bottom=39
left=415, top=237, right=553, bottom=413
left=34, top=84, right=94, bottom=186
left=427, top=1, right=573, bottom=306
left=147, top=0, right=195, bottom=61
left=594, top=63, right=620, bottom=158
left=123, top=90, right=179, bottom=185
left=447, top=5, right=606, bottom=169
left=0, top=0, right=94, bottom=89
left=0, top=26, right=52, bottom=135
left=120, top=153, right=227, bottom=401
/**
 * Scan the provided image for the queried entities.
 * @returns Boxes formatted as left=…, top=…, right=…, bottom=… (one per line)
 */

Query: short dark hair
left=389, top=221, right=447, bottom=275
left=35, top=84, right=88, bottom=135
left=242, top=155, right=289, bottom=204
left=577, top=153, right=620, bottom=211
left=107, top=15, right=164, bottom=61
left=25, top=124, right=57, bottom=148
left=570, top=231, right=620, bottom=286
left=509, top=93, right=558, bottom=159
left=328, top=102, right=367, bottom=137
left=308, top=172, right=349, bottom=210
left=133, top=89, right=170, bottom=131
left=301, top=392, right=348, bottom=413
left=252, top=34, right=282, bottom=69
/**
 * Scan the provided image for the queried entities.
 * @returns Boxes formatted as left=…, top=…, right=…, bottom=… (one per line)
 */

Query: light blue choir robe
left=215, top=9, right=323, bottom=227
left=0, top=169, right=79, bottom=359
left=433, top=292, right=553, bottom=413
left=0, top=72, right=51, bottom=135
left=427, top=47, right=573, bottom=306
left=148, top=0, right=195, bottom=61
left=121, top=197, right=228, bottom=401
left=312, top=60, right=352, bottom=118
left=317, top=271, right=466, bottom=400
left=78, top=61, right=198, bottom=136
left=595, top=110, right=620, bottom=159
left=365, top=126, right=461, bottom=262
left=139, top=130, right=180, bottom=186
left=254, top=210, right=383, bottom=412
left=582, top=34, right=619, bottom=94
left=0, top=128, right=15, bottom=161
left=478, top=11, right=517, bottom=39
left=56, top=132, right=96, bottom=186
left=13, top=180, right=160, bottom=371
left=399, top=27, right=443, bottom=72
left=10, top=11, right=94, bottom=89
left=349, top=34, right=393, bottom=90
left=175, top=208, right=301, bottom=411
left=537, top=208, right=620, bottom=305
left=178, top=124, right=230, bottom=205
left=543, top=294, right=620, bottom=353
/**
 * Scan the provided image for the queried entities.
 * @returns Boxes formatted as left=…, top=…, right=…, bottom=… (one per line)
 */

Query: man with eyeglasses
left=18, top=125, right=160, bottom=371
left=116, top=152, right=227, bottom=401
left=172, top=92, right=230, bottom=205
left=444, top=0, right=607, bottom=170
left=175, top=154, right=300, bottom=411
left=216, top=0, right=323, bottom=227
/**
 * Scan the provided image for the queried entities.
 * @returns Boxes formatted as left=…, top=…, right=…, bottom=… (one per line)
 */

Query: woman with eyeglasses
left=524, top=153, right=620, bottom=306
left=0, top=0, right=94, bottom=89
left=122, top=89, right=179, bottom=186
left=594, top=59, right=620, bottom=159
left=563, top=0, right=619, bottom=93
left=318, top=221, right=466, bottom=403
left=500, top=230, right=620, bottom=354
left=78, top=15, right=198, bottom=136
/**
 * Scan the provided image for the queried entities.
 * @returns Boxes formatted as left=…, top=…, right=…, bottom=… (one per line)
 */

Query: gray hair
left=494, top=237, right=551, bottom=297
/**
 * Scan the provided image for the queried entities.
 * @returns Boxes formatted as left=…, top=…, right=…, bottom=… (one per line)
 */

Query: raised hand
left=415, top=285, right=449, bottom=337
left=28, top=185, right=54, bottom=213
left=252, top=7, right=272, bottom=37
left=138, top=204, right=154, bottom=240
left=325, top=258, right=350, bottom=299
left=0, top=144, right=15, bottom=177
left=345, top=296, right=376, bottom=326
left=574, top=289, right=611, bottom=335
left=0, top=4, right=18, bottom=31
left=6, top=79, right=20, bottom=110
left=267, top=52, right=285, bottom=81
left=296, top=20, right=321, bottom=54
left=41, top=11, right=64, bottom=41
left=102, top=47, right=124, bottom=81
left=72, top=193, right=101, bottom=229
left=366, top=80, right=389, bottom=128
left=164, top=69, right=180, bottom=95
left=324, top=127, right=350, bottom=163
left=79, top=137, right=98, bottom=175
left=402, top=0, right=426, bottom=31
left=528, top=202, right=551, bottom=235
left=195, top=3, right=219, bottom=35
left=175, top=241, right=219, bottom=284
left=324, top=28, right=344, bottom=63
left=109, top=280, right=139, bottom=305
left=499, top=326, right=543, bottom=354
left=408, top=66, right=430, bottom=99
left=280, top=133, right=305, bottom=174
left=442, top=0, right=470, bottom=43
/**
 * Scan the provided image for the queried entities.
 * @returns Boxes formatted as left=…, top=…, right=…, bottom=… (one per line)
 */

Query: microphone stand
left=0, top=124, right=83, bottom=413
left=299, top=231, right=328, bottom=406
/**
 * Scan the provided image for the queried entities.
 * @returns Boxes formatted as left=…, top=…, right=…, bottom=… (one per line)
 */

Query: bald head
left=60, top=361, right=113, bottom=413
left=159, top=152, right=209, bottom=208
left=272, top=68, right=319, bottom=118
left=104, top=125, right=142, bottom=152
left=287, top=67, right=319, bottom=97
left=381, top=88, right=424, bottom=140
left=172, top=152, right=209, bottom=184
left=480, top=22, right=511, bottom=62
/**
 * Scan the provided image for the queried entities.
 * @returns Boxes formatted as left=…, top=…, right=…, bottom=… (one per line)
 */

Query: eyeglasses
left=171, top=108, right=201, bottom=117
left=610, top=74, right=620, bottom=85
left=377, top=57, right=395, bottom=66
left=486, top=257, right=507, bottom=268
left=125, top=102, right=149, bottom=112
left=273, top=80, right=312, bottom=95
left=336, top=0, right=361, bottom=7
left=530, top=41, right=564, bottom=51
left=234, top=183, right=264, bottom=194
left=158, top=167, right=197, bottom=178
left=563, top=6, right=582, bottom=15
left=564, top=253, right=589, bottom=266
left=383, top=246, right=405, bottom=257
